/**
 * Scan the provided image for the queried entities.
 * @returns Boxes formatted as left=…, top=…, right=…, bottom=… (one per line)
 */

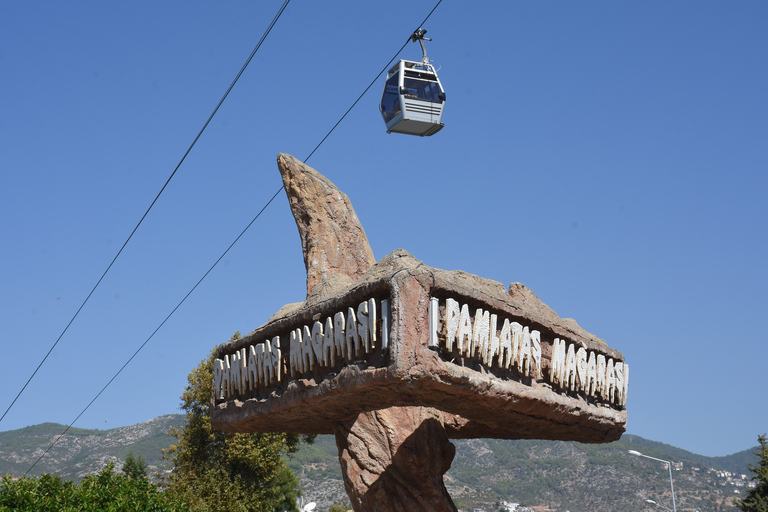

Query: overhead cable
left=0, top=0, right=292, bottom=428
left=22, top=0, right=443, bottom=475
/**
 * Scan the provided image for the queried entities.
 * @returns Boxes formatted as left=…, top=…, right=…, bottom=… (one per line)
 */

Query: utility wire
left=24, top=188, right=285, bottom=477
left=0, top=0, right=292, bottom=428
left=22, top=0, right=443, bottom=476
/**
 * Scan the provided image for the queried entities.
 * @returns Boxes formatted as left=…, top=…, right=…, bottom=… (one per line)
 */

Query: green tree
left=122, top=451, right=148, bottom=479
left=272, top=464, right=302, bottom=512
left=0, top=473, right=75, bottom=512
left=162, top=333, right=311, bottom=512
left=329, top=501, right=351, bottom=512
left=77, top=462, right=187, bottom=511
left=0, top=464, right=186, bottom=512
left=737, top=434, right=768, bottom=512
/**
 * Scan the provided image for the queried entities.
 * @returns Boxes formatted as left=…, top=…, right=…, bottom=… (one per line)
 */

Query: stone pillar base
left=333, top=406, right=458, bottom=512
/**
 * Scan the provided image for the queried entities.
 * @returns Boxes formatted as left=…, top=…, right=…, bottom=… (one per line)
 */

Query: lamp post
left=629, top=450, right=677, bottom=512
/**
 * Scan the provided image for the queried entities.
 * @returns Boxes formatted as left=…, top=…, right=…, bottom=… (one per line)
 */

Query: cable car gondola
left=380, top=29, right=446, bottom=137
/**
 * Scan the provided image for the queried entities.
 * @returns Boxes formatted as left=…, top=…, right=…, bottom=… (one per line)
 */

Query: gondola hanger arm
left=411, top=28, right=433, bottom=68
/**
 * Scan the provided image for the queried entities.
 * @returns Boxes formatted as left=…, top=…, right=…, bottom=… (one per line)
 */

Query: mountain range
left=0, top=415, right=758, bottom=512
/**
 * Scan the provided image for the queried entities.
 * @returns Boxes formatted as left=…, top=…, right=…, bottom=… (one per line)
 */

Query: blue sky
left=1, top=2, right=766, bottom=458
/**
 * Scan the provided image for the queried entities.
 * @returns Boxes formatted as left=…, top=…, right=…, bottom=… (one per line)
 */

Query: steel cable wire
left=22, top=0, right=444, bottom=476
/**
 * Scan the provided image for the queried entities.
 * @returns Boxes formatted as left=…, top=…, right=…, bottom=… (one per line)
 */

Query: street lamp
left=646, top=498, right=672, bottom=512
left=629, top=450, right=677, bottom=512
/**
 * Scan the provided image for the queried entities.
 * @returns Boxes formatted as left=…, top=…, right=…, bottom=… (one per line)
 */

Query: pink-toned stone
left=212, top=250, right=626, bottom=443
left=277, top=153, right=455, bottom=511
left=334, top=406, right=457, bottom=512
left=212, top=154, right=629, bottom=512
left=277, top=153, right=375, bottom=299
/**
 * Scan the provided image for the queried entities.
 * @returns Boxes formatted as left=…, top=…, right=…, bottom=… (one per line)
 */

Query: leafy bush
left=162, top=338, right=312, bottom=512
left=0, top=463, right=186, bottom=512
left=736, top=434, right=768, bottom=512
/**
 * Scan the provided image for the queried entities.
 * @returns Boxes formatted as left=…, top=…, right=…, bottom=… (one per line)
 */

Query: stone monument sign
left=211, top=154, right=628, bottom=511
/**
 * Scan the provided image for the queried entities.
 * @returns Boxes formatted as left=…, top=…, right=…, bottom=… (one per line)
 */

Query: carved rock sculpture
left=211, top=154, right=628, bottom=511
left=279, top=153, right=375, bottom=298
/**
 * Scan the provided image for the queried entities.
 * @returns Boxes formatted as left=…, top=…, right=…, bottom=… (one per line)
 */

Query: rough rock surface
left=277, top=154, right=456, bottom=511
left=334, top=407, right=458, bottom=512
left=212, top=154, right=628, bottom=511
left=277, top=153, right=375, bottom=299
left=212, top=249, right=626, bottom=442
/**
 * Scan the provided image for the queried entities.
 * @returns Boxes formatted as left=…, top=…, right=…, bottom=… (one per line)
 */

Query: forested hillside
left=1, top=416, right=759, bottom=512
left=0, top=416, right=182, bottom=482
left=288, top=434, right=758, bottom=512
